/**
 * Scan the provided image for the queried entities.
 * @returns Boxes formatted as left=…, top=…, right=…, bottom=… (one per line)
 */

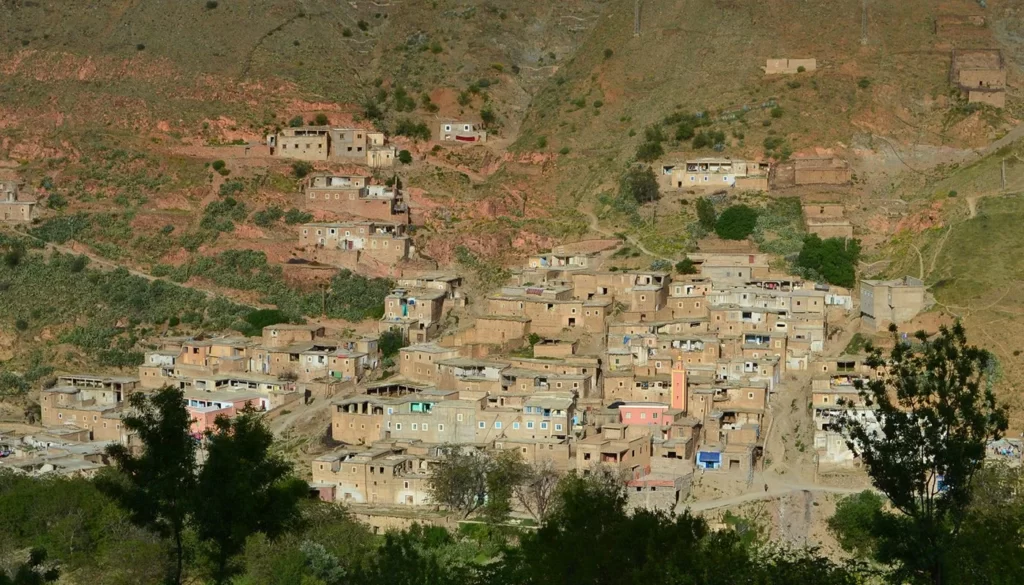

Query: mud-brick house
left=0, top=179, right=36, bottom=222
left=299, top=221, right=411, bottom=267
left=268, top=126, right=330, bottom=160
left=439, top=121, right=487, bottom=144
left=951, top=49, right=1006, bottom=108
left=304, top=173, right=409, bottom=223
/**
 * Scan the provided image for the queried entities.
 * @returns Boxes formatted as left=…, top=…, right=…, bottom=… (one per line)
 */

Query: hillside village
left=0, top=111, right=942, bottom=518
left=3, top=0, right=1024, bottom=557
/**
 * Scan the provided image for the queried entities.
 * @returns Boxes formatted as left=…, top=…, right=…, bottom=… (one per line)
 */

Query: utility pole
left=861, top=0, right=868, bottom=45
left=634, top=0, right=641, bottom=37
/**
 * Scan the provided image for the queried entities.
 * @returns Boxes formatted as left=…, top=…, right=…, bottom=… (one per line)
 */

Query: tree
left=695, top=197, right=717, bottom=230
left=314, top=113, right=329, bottom=126
left=193, top=409, right=307, bottom=584
left=796, top=234, right=861, bottom=287
left=288, top=115, right=304, bottom=127
left=101, top=387, right=197, bottom=585
left=513, top=462, right=561, bottom=522
left=714, top=205, right=758, bottom=240
left=482, top=450, right=529, bottom=525
left=827, top=490, right=885, bottom=558
left=675, top=257, right=698, bottom=275
left=837, top=323, right=1009, bottom=585
left=378, top=329, right=406, bottom=360
left=429, top=446, right=489, bottom=518
left=292, top=161, right=313, bottom=179
left=0, top=548, right=60, bottom=585
left=943, top=463, right=1024, bottom=584
left=619, top=166, right=659, bottom=205
left=398, top=150, right=413, bottom=165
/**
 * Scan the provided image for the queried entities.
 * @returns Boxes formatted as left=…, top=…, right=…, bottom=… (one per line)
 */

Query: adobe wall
left=794, top=168, right=852, bottom=185
left=802, top=203, right=845, bottom=219
left=968, top=89, right=1005, bottom=108
left=959, top=69, right=1005, bottom=88
left=807, top=223, right=854, bottom=239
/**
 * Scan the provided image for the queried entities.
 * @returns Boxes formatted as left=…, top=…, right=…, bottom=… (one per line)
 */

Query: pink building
left=185, top=391, right=268, bottom=436
left=619, top=402, right=670, bottom=426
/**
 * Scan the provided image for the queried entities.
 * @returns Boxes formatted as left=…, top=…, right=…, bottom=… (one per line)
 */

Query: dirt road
left=683, top=479, right=870, bottom=513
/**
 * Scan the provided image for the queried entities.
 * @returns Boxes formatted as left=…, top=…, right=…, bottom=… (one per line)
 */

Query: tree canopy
left=714, top=205, right=759, bottom=240
left=796, top=234, right=860, bottom=287
left=619, top=166, right=660, bottom=205
left=837, top=323, right=1009, bottom=584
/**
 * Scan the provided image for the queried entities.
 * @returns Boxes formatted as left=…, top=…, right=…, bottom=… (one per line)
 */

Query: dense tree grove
left=795, top=234, right=860, bottom=287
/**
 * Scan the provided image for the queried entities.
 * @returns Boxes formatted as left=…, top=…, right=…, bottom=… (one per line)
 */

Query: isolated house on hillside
left=268, top=126, right=396, bottom=167
left=659, top=158, right=770, bottom=191
left=950, top=49, right=1006, bottom=108
left=860, top=276, right=928, bottom=331
left=268, top=126, right=330, bottom=161
left=772, top=157, right=852, bottom=187
left=763, top=58, right=816, bottom=75
left=439, top=121, right=487, bottom=144
left=0, top=179, right=36, bottom=222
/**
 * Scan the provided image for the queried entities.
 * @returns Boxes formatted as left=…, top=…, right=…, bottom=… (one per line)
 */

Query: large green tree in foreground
left=194, top=409, right=307, bottom=584
left=838, top=323, right=1008, bottom=585
left=101, top=387, right=197, bottom=585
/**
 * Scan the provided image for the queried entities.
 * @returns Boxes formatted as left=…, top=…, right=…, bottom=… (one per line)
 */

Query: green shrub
left=219, top=180, right=245, bottom=197
left=15, top=318, right=28, bottom=331
left=797, top=65, right=806, bottom=73
left=398, top=150, right=413, bottom=164
left=394, top=118, right=431, bottom=141
left=284, top=208, right=313, bottom=225
left=559, top=147, right=570, bottom=155
left=357, top=20, right=369, bottom=31
left=252, top=206, right=284, bottom=227
left=536, top=136, right=548, bottom=149
left=603, top=48, right=613, bottom=59
left=201, top=197, right=248, bottom=232
left=770, top=107, right=784, bottom=118
left=675, top=257, right=698, bottom=275
left=205, top=0, right=218, bottom=8
left=480, top=105, right=496, bottom=126
left=46, top=193, right=68, bottom=210
left=696, top=197, right=717, bottom=230
left=857, top=77, right=871, bottom=89
left=342, top=28, right=353, bottom=37
left=291, top=161, right=313, bottom=178
left=211, top=160, right=226, bottom=171
left=714, top=205, right=759, bottom=240
left=593, top=100, right=603, bottom=108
